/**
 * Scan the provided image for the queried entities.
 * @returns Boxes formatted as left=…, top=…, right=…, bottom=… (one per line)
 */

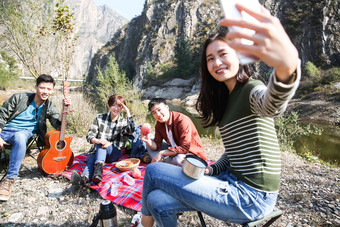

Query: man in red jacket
left=140, top=98, right=206, bottom=166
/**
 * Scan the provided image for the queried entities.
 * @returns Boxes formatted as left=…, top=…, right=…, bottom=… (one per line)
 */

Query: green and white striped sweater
left=211, top=64, right=300, bottom=192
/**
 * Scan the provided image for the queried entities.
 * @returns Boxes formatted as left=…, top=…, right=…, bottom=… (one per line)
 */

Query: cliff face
left=65, top=0, right=128, bottom=78
left=87, top=0, right=339, bottom=88
left=87, top=0, right=222, bottom=86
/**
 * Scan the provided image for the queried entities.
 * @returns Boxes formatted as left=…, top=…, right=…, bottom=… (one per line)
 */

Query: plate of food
left=116, top=158, right=140, bottom=172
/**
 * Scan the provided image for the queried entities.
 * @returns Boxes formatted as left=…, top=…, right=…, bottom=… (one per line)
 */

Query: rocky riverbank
left=143, top=78, right=340, bottom=126
left=0, top=136, right=339, bottom=226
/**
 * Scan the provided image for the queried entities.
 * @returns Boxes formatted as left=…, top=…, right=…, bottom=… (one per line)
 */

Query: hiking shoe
left=81, top=175, right=89, bottom=185
left=141, top=153, right=152, bottom=163
left=92, top=162, right=103, bottom=184
left=71, top=171, right=81, bottom=189
left=0, top=178, right=15, bottom=201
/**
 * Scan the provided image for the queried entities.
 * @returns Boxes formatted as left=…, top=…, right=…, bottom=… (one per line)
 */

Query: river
left=156, top=104, right=340, bottom=166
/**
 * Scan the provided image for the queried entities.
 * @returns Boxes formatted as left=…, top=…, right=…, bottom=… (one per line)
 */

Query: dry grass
left=50, top=89, right=97, bottom=137
left=201, top=136, right=225, bottom=161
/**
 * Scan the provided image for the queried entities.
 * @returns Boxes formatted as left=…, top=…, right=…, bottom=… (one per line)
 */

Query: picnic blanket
left=63, top=153, right=147, bottom=211
left=63, top=153, right=214, bottom=212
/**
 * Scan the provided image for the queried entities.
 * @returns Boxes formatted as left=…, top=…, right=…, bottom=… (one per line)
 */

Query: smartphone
left=219, top=0, right=261, bottom=65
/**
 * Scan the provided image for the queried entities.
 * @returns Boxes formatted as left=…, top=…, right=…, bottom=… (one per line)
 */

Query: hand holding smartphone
left=219, top=0, right=261, bottom=65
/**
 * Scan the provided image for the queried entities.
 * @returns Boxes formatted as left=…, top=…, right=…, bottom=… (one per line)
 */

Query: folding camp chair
left=196, top=209, right=283, bottom=227
left=0, top=134, right=42, bottom=182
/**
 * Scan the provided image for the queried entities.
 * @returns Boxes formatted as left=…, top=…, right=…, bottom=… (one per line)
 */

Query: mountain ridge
left=87, top=0, right=339, bottom=87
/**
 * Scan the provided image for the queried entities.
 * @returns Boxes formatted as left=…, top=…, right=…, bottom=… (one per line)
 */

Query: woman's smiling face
left=206, top=40, right=240, bottom=85
left=109, top=102, right=123, bottom=117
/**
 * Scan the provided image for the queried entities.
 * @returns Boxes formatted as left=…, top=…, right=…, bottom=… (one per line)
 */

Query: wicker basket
left=116, top=158, right=140, bottom=172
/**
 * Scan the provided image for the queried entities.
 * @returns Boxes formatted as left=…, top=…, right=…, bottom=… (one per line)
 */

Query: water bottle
left=123, top=173, right=135, bottom=185
left=110, top=182, right=118, bottom=197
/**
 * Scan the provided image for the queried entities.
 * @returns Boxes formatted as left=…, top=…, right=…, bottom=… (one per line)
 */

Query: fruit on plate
left=140, top=123, right=151, bottom=135
left=131, top=168, right=141, bottom=178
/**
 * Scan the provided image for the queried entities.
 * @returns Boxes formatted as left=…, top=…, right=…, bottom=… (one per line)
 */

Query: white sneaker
left=131, top=212, right=143, bottom=226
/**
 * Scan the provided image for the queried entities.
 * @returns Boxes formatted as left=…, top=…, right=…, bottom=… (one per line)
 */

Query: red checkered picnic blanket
left=63, top=153, right=214, bottom=212
left=63, top=153, right=147, bottom=211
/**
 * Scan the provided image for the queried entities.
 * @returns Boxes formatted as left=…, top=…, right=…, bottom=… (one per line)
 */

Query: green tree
left=51, top=0, right=77, bottom=80
left=0, top=0, right=76, bottom=79
left=174, top=35, right=193, bottom=78
left=0, top=51, right=19, bottom=89
left=91, top=54, right=147, bottom=123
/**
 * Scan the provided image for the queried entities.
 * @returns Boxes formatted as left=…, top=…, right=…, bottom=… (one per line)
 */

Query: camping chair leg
left=20, top=164, right=41, bottom=178
left=197, top=211, right=206, bottom=227
left=0, top=135, right=42, bottom=181
left=0, top=173, right=5, bottom=182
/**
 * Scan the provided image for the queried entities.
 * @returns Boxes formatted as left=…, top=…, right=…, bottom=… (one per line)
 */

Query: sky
left=93, top=0, right=145, bottom=20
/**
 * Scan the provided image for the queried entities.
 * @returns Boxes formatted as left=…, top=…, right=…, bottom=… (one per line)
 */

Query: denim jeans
left=0, top=128, right=33, bottom=179
left=82, top=144, right=122, bottom=179
left=141, top=162, right=278, bottom=226
left=128, top=125, right=147, bottom=159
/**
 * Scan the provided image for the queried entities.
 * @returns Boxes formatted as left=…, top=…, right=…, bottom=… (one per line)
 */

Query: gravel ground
left=0, top=136, right=339, bottom=227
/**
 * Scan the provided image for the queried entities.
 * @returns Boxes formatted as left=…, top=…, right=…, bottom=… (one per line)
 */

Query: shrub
left=304, top=61, right=320, bottom=79
left=275, top=111, right=322, bottom=153
left=321, top=67, right=340, bottom=84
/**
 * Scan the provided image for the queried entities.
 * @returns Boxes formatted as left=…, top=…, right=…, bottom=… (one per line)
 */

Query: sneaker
left=130, top=212, right=142, bottom=227
left=0, top=178, right=15, bottom=201
left=92, top=162, right=103, bottom=184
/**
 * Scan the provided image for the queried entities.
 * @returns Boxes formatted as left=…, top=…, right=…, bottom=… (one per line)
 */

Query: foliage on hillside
left=0, top=51, right=19, bottom=90
left=87, top=54, right=148, bottom=123
left=297, top=61, right=340, bottom=99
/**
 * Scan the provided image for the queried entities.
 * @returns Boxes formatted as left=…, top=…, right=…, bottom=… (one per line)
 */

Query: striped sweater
left=210, top=64, right=300, bottom=192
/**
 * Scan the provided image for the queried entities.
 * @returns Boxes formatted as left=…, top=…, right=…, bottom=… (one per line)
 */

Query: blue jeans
left=82, top=144, right=122, bottom=179
left=128, top=125, right=147, bottom=159
left=0, top=128, right=33, bottom=179
left=141, top=163, right=278, bottom=226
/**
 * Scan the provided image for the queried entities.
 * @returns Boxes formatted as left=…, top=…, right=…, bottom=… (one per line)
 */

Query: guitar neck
left=59, top=104, right=68, bottom=142
left=59, top=81, right=71, bottom=142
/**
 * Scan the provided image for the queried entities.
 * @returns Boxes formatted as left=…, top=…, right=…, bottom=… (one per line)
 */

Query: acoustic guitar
left=37, top=81, right=74, bottom=174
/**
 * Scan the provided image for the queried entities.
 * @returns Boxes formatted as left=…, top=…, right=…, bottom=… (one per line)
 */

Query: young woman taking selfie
left=141, top=2, right=300, bottom=226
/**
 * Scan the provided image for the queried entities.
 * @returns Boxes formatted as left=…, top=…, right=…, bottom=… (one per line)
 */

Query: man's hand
left=152, top=152, right=164, bottom=163
left=139, top=133, right=153, bottom=147
left=0, top=136, right=9, bottom=151
left=63, top=97, right=71, bottom=106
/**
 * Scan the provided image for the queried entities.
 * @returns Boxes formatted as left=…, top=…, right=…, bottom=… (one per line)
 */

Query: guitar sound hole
left=57, top=140, right=66, bottom=150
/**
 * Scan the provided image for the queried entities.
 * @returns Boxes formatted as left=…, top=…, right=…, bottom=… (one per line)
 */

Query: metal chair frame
left=197, top=209, right=283, bottom=227
left=0, top=135, right=42, bottom=182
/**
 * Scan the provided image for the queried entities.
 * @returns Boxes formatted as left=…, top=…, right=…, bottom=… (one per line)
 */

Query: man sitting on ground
left=140, top=98, right=206, bottom=166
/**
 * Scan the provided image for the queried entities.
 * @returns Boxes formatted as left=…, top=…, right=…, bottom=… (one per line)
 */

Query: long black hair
left=195, top=32, right=252, bottom=127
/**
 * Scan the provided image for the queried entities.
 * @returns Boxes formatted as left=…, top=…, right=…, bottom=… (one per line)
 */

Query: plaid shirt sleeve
left=86, top=114, right=136, bottom=152
left=111, top=116, right=135, bottom=148
left=86, top=114, right=101, bottom=143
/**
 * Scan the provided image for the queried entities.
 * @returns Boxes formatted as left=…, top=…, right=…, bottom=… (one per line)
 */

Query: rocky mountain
left=87, top=0, right=339, bottom=90
left=65, top=0, right=128, bottom=78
